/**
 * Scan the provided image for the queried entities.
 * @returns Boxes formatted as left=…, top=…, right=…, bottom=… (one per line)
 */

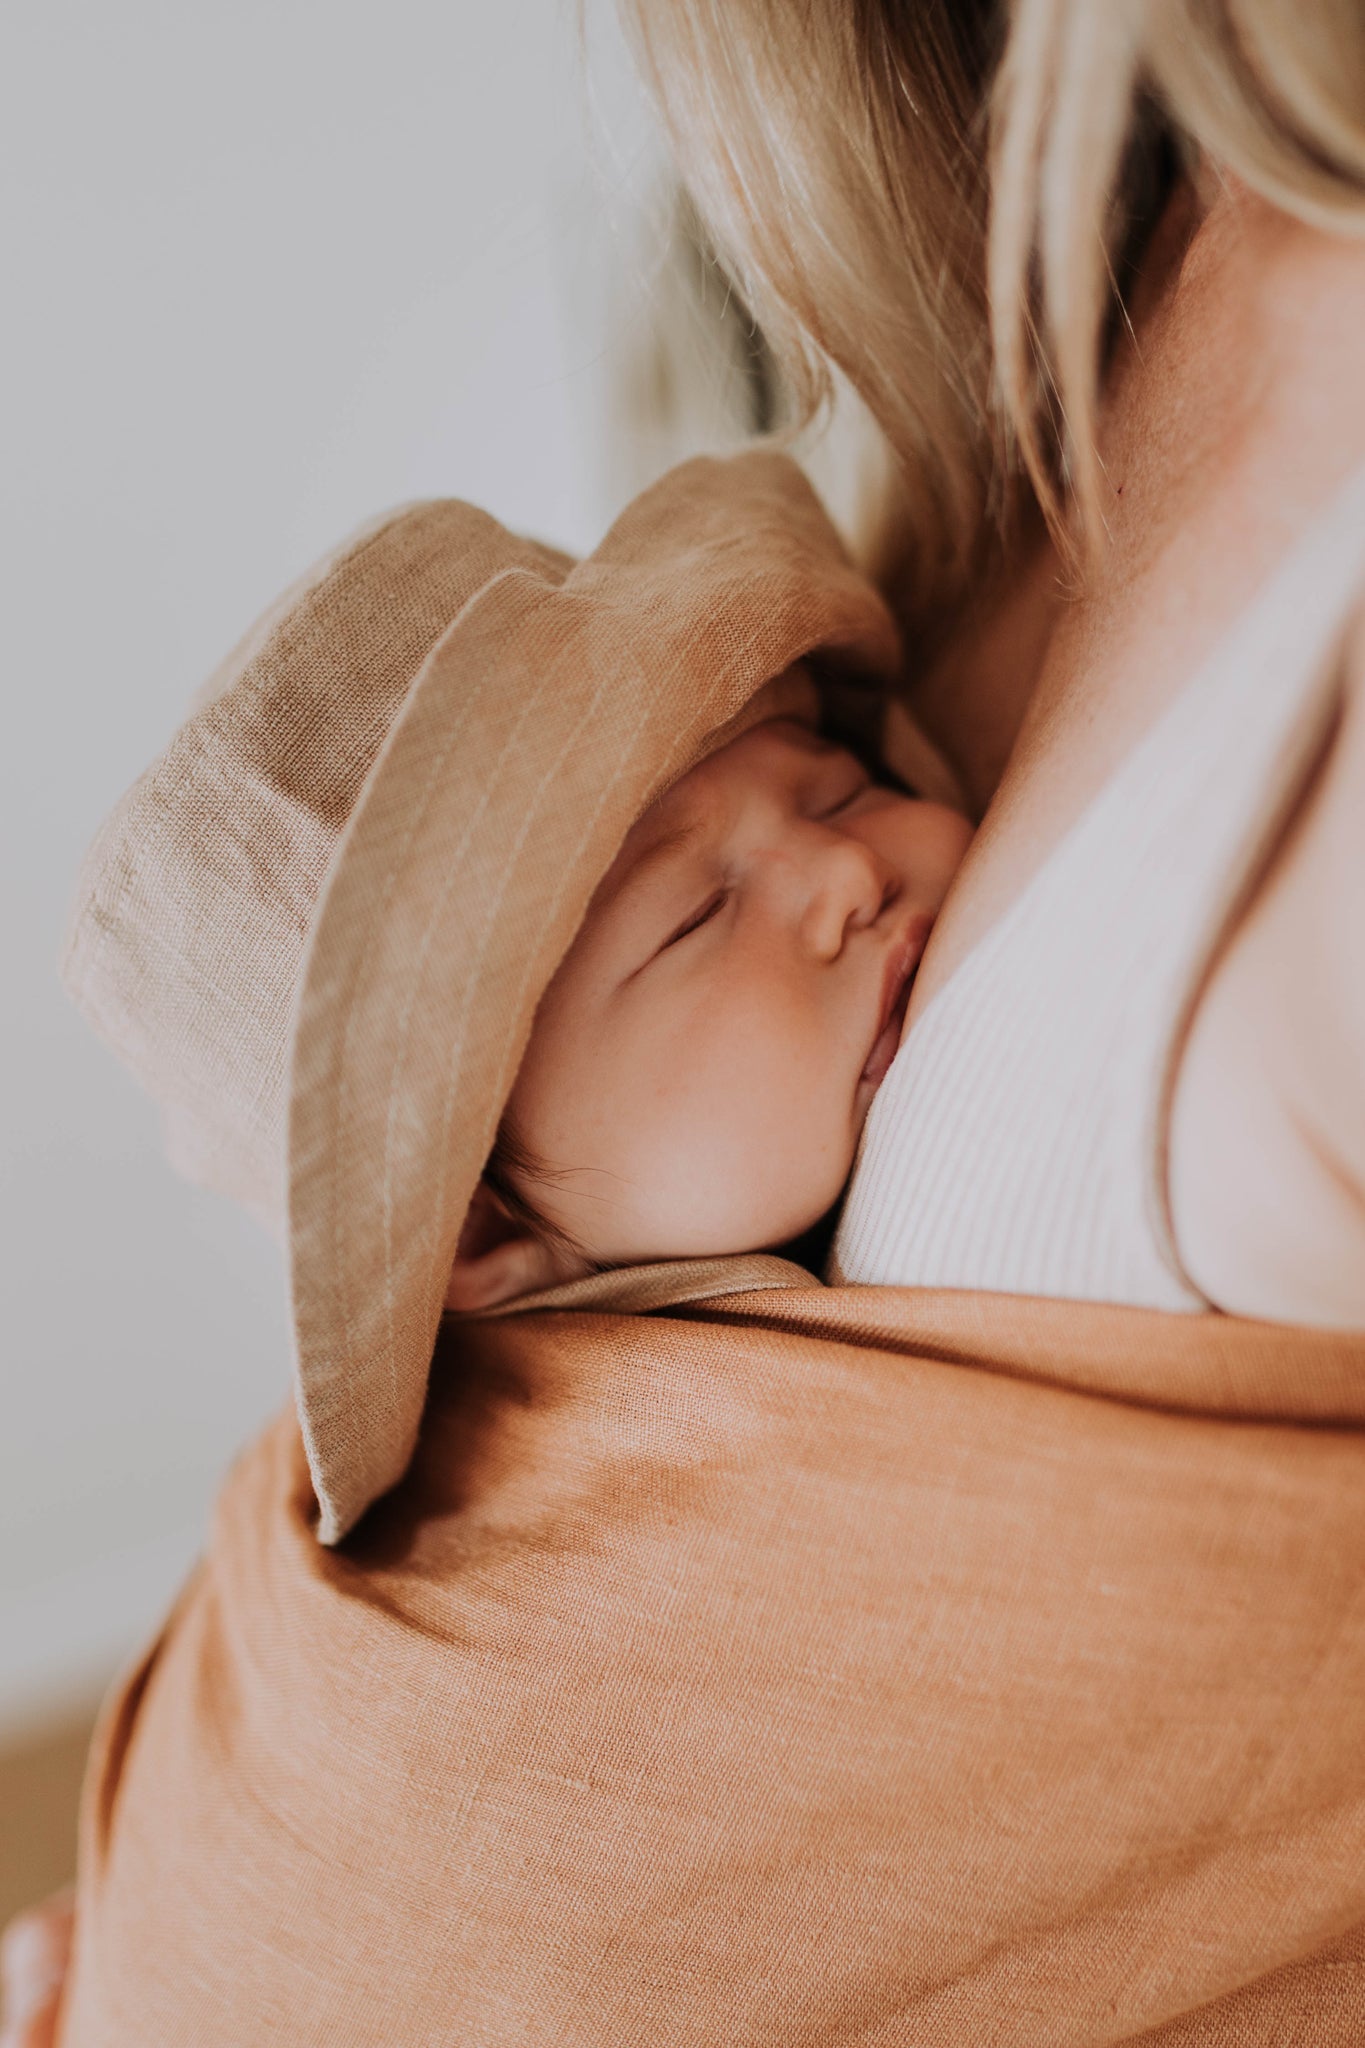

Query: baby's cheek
left=699, top=1063, right=856, bottom=1245
left=607, top=994, right=857, bottom=1254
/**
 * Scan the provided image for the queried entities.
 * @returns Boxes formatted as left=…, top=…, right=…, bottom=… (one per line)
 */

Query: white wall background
left=0, top=0, right=671, bottom=1735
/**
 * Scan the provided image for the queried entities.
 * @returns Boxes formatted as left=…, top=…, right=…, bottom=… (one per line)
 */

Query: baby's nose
left=801, top=835, right=899, bottom=958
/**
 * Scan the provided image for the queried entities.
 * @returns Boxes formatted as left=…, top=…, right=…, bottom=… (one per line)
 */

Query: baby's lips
left=859, top=990, right=909, bottom=1094
left=861, top=912, right=934, bottom=1087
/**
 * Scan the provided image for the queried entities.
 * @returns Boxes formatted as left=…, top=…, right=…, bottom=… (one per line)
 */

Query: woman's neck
left=1094, top=174, right=1365, bottom=594
left=904, top=170, right=1365, bottom=1016
left=908, top=174, right=1365, bottom=820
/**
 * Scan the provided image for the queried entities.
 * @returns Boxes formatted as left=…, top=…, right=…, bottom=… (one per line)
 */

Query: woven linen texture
left=62, top=1283, right=1365, bottom=2045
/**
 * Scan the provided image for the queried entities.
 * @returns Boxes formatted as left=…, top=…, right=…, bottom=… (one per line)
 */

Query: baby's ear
left=444, top=1180, right=582, bottom=1313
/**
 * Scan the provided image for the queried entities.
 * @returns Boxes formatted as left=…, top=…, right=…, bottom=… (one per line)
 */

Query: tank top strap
left=832, top=462, right=1365, bottom=1306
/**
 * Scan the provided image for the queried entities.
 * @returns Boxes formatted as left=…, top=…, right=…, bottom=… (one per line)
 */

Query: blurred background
left=1, top=0, right=815, bottom=1923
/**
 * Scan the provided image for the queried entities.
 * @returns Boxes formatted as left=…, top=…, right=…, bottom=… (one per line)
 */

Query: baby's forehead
left=583, top=716, right=831, bottom=913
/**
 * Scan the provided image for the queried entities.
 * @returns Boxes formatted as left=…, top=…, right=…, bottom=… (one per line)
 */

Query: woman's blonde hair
left=617, top=0, right=1365, bottom=615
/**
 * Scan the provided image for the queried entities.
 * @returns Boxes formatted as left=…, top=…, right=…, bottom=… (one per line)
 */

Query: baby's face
left=502, top=715, right=972, bottom=1268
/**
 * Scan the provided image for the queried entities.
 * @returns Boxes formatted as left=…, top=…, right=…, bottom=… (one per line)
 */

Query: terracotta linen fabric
left=61, top=1282, right=1365, bottom=2046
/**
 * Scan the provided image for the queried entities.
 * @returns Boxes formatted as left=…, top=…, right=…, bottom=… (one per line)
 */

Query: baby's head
left=448, top=697, right=971, bottom=1308
left=66, top=450, right=971, bottom=1538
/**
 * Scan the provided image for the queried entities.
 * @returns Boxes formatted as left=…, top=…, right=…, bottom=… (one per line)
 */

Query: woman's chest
left=862, top=194, right=1365, bottom=1319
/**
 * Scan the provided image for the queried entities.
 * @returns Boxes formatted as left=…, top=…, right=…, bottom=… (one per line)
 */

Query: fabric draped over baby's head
left=61, top=453, right=901, bottom=1540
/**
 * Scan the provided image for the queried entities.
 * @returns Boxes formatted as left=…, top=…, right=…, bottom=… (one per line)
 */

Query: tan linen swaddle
left=63, top=1283, right=1365, bottom=2044
left=57, top=454, right=1365, bottom=2044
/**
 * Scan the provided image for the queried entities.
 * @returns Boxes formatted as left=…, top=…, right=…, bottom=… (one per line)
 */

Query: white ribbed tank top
left=831, top=464, right=1365, bottom=1308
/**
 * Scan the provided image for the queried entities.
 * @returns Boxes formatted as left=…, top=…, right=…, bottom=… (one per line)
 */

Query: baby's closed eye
left=660, top=889, right=729, bottom=951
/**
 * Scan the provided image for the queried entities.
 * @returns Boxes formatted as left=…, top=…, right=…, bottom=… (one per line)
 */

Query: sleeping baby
left=447, top=692, right=971, bottom=1310
left=41, top=448, right=984, bottom=2040
left=63, top=447, right=972, bottom=1545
